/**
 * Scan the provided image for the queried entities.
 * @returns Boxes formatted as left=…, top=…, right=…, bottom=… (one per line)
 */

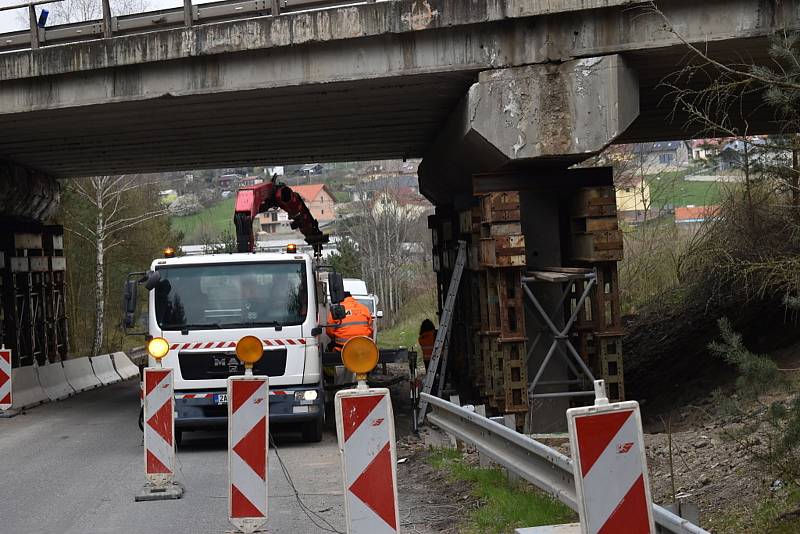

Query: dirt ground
left=369, top=361, right=482, bottom=534
left=376, top=347, right=800, bottom=533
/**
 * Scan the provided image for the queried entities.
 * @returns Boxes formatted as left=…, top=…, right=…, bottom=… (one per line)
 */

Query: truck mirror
left=311, top=326, right=323, bottom=337
left=122, top=280, right=138, bottom=328
left=376, top=310, right=384, bottom=319
left=329, top=272, right=346, bottom=304
left=331, top=304, right=346, bottom=321
left=143, top=270, right=161, bottom=291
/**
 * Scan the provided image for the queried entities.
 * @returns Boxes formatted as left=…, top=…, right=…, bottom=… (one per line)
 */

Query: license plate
left=214, top=393, right=228, bottom=405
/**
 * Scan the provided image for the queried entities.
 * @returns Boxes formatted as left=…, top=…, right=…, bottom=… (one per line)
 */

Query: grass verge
left=377, top=289, right=437, bottom=350
left=708, top=484, right=800, bottom=534
left=427, top=448, right=576, bottom=533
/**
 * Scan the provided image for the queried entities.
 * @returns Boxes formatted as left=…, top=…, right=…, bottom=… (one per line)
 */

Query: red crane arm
left=234, top=180, right=329, bottom=254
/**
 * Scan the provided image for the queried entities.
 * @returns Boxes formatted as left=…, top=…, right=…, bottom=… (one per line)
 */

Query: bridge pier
left=0, top=160, right=66, bottom=368
left=420, top=56, right=638, bottom=431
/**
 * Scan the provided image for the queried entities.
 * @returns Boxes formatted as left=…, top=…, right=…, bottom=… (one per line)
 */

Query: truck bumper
left=174, top=384, right=324, bottom=429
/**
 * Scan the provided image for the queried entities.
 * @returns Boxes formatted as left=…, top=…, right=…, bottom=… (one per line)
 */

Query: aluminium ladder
left=417, top=240, right=467, bottom=426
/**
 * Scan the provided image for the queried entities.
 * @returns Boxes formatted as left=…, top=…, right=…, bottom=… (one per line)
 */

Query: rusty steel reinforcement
left=421, top=393, right=711, bottom=534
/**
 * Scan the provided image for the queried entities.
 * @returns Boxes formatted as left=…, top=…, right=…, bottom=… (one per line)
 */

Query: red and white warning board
left=335, top=387, right=400, bottom=534
left=228, top=376, right=269, bottom=534
left=567, top=398, right=656, bottom=534
left=143, top=368, right=175, bottom=484
left=0, top=348, right=11, bottom=410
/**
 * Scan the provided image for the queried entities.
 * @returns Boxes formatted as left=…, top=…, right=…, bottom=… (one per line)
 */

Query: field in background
left=171, top=198, right=235, bottom=243
left=649, top=172, right=726, bottom=208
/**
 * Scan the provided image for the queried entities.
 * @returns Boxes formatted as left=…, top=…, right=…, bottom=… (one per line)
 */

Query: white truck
left=125, top=246, right=349, bottom=443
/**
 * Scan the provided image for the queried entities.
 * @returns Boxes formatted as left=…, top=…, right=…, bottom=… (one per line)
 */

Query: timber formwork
left=0, top=222, right=68, bottom=368
left=428, top=169, right=625, bottom=428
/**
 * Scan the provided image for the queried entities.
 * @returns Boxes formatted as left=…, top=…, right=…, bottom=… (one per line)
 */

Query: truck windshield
left=154, top=262, right=308, bottom=330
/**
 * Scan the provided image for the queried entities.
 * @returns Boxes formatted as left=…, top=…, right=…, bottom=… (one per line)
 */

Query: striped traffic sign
left=143, top=368, right=175, bottom=485
left=567, top=394, right=655, bottom=534
left=335, top=387, right=399, bottom=534
left=228, top=375, right=269, bottom=534
left=0, top=348, right=11, bottom=410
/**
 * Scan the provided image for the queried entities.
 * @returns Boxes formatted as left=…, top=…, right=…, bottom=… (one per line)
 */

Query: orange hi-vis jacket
left=326, top=296, right=374, bottom=351
left=418, top=330, right=436, bottom=361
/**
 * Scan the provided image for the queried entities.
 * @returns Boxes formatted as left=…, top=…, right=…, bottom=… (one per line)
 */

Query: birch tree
left=65, top=176, right=167, bottom=357
left=340, top=182, right=430, bottom=319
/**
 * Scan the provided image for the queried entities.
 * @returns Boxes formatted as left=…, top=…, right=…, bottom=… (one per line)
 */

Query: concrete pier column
left=419, top=54, right=639, bottom=203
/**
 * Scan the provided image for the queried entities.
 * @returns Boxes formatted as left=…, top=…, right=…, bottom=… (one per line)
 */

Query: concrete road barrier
left=37, top=362, right=75, bottom=401
left=63, top=358, right=103, bottom=392
left=90, top=354, right=123, bottom=386
left=111, top=352, right=140, bottom=380
left=11, top=365, right=49, bottom=409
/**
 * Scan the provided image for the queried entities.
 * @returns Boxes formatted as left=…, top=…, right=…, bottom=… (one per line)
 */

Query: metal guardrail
left=0, top=0, right=386, bottom=52
left=422, top=393, right=711, bottom=534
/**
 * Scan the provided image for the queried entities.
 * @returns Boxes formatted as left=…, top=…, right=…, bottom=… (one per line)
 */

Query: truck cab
left=141, top=249, right=329, bottom=442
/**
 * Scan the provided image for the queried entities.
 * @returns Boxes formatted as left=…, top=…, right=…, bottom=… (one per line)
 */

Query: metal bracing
left=522, top=269, right=597, bottom=400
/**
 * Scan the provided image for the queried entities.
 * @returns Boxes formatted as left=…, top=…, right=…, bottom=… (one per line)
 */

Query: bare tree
left=340, top=182, right=431, bottom=319
left=65, top=176, right=167, bottom=357
left=22, top=0, right=148, bottom=25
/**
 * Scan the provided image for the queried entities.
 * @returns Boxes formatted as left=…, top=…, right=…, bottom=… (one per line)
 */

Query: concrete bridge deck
left=0, top=0, right=792, bottom=198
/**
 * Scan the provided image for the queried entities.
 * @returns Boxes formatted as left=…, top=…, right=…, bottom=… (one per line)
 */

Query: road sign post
left=567, top=380, right=655, bottom=534
left=228, top=374, right=269, bottom=533
left=335, top=385, right=400, bottom=534
left=0, top=346, right=17, bottom=418
left=227, top=335, right=269, bottom=534
left=136, top=366, right=184, bottom=501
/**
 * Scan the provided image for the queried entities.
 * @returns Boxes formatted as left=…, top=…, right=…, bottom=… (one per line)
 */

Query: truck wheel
left=302, top=417, right=323, bottom=443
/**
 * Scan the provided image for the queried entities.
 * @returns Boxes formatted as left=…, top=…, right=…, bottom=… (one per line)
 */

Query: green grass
left=170, top=198, right=236, bottom=243
left=377, top=290, right=437, bottom=350
left=428, top=448, right=576, bottom=533
left=649, top=174, right=727, bottom=209
left=708, top=483, right=800, bottom=534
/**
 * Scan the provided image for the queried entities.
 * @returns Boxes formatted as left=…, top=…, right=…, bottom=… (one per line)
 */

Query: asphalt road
left=0, top=379, right=347, bottom=534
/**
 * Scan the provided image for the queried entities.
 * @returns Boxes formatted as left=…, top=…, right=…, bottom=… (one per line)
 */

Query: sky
left=0, top=0, right=199, bottom=33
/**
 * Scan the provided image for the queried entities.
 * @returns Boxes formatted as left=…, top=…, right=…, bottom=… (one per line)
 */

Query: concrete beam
left=0, top=160, right=60, bottom=221
left=419, top=55, right=638, bottom=204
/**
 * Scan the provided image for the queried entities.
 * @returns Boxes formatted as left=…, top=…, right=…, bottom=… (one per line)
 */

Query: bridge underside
left=0, top=72, right=477, bottom=178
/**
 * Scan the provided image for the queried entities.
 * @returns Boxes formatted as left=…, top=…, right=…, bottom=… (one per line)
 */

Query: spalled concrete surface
left=0, top=380, right=347, bottom=534
left=419, top=56, right=638, bottom=203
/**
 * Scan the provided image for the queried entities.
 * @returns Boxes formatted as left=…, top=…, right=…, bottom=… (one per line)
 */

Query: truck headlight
left=295, top=390, right=318, bottom=402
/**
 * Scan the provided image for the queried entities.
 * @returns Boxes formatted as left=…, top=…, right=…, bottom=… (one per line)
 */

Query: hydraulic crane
left=233, top=176, right=329, bottom=255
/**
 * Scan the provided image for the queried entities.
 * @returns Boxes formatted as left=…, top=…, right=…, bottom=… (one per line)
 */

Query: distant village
left=160, top=137, right=771, bottom=247
left=160, top=159, right=432, bottom=248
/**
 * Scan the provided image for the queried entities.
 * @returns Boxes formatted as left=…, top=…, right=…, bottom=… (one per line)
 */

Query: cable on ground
left=269, top=432, right=344, bottom=534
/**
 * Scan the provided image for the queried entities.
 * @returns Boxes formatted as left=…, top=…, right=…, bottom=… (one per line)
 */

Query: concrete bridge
left=0, top=0, right=792, bottom=208
left=0, top=0, right=793, bottom=428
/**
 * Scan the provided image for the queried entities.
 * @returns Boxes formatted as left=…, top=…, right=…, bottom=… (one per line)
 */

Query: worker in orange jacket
left=326, top=292, right=374, bottom=352
left=418, top=319, right=437, bottom=371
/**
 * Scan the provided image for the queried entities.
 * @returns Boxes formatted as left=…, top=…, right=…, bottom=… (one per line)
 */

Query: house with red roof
left=257, top=183, right=337, bottom=235
left=675, top=205, right=720, bottom=227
